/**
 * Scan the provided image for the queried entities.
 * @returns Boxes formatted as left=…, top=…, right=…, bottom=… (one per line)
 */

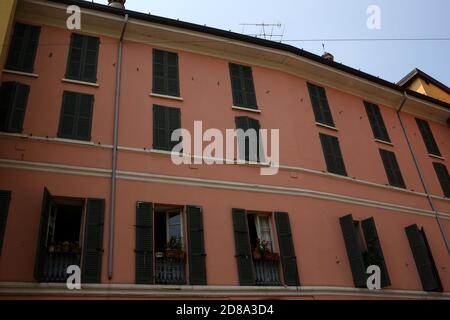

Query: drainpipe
left=396, top=92, right=450, bottom=255
left=109, top=14, right=129, bottom=280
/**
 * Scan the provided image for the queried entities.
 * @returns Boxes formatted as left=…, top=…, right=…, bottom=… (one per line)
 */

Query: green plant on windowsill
left=165, top=236, right=185, bottom=258
left=253, top=238, right=279, bottom=261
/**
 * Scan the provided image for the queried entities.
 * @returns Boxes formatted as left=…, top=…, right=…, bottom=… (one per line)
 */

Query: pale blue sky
left=87, top=0, right=450, bottom=86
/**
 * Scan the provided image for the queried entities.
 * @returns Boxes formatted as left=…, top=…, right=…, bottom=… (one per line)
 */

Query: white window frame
left=165, top=209, right=184, bottom=249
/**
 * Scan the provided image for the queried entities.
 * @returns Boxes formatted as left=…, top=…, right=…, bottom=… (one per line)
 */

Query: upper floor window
left=0, top=190, right=12, bottom=255
left=153, top=104, right=181, bottom=151
left=235, top=116, right=264, bottom=163
left=152, top=49, right=180, bottom=97
left=415, top=118, right=441, bottom=157
left=379, top=149, right=406, bottom=189
left=319, top=133, right=347, bottom=176
left=0, top=81, right=30, bottom=133
left=65, top=33, right=100, bottom=83
left=5, top=23, right=40, bottom=73
left=433, top=162, right=450, bottom=197
left=307, top=83, right=334, bottom=127
left=229, top=63, right=257, bottom=110
left=58, top=91, right=94, bottom=141
left=364, top=101, right=390, bottom=142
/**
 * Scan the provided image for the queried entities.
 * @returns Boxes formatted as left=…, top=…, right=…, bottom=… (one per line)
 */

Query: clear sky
left=87, top=0, right=450, bottom=86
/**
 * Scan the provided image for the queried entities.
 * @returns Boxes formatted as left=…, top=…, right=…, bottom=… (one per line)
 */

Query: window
left=58, top=91, right=94, bottom=141
left=379, top=149, right=406, bottom=188
left=433, top=162, right=450, bottom=197
left=229, top=63, right=257, bottom=109
left=415, top=118, right=441, bottom=156
left=339, top=215, right=391, bottom=288
left=0, top=190, right=11, bottom=255
left=319, top=133, right=347, bottom=176
left=235, top=116, right=264, bottom=162
left=5, top=23, right=40, bottom=73
left=364, top=101, right=390, bottom=142
left=152, top=49, right=180, bottom=97
left=65, top=33, right=100, bottom=83
left=153, top=105, right=181, bottom=151
left=0, top=82, right=30, bottom=133
left=247, top=214, right=274, bottom=252
left=307, top=83, right=334, bottom=127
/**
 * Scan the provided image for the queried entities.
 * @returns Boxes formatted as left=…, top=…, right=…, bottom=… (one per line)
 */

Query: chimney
left=108, top=0, right=126, bottom=9
left=322, top=52, right=334, bottom=61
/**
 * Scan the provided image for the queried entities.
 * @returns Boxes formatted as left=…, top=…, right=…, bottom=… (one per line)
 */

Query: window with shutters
left=58, top=91, right=94, bottom=141
left=379, top=149, right=406, bottom=189
left=235, top=116, right=264, bottom=163
left=153, top=104, right=181, bottom=151
left=415, top=118, right=441, bottom=157
left=229, top=63, right=258, bottom=109
left=0, top=82, right=30, bottom=133
left=65, top=33, right=100, bottom=83
left=339, top=214, right=391, bottom=288
left=0, top=190, right=11, bottom=255
left=5, top=23, right=40, bottom=73
left=364, top=101, right=390, bottom=142
left=433, top=162, right=450, bottom=197
left=319, top=133, right=347, bottom=176
left=307, top=83, right=335, bottom=127
left=152, top=49, right=180, bottom=97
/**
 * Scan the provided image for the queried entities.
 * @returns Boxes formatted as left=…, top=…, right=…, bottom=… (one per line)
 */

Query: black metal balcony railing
left=155, top=257, right=186, bottom=285
left=254, top=259, right=281, bottom=286
left=42, top=252, right=81, bottom=283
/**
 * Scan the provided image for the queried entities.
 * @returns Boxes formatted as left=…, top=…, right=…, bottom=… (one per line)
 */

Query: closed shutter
left=135, top=202, right=153, bottom=284
left=361, top=217, right=391, bottom=287
left=168, top=107, right=181, bottom=150
left=364, top=101, right=390, bottom=142
left=66, top=34, right=99, bottom=83
left=229, top=63, right=257, bottom=109
left=153, top=105, right=181, bottom=151
left=379, top=149, right=406, bottom=188
left=0, top=190, right=11, bottom=255
left=232, top=208, right=254, bottom=286
left=235, top=116, right=262, bottom=162
left=415, top=118, right=441, bottom=156
left=0, top=82, right=30, bottom=133
left=187, top=205, right=207, bottom=285
left=0, top=82, right=14, bottom=131
left=405, top=224, right=442, bottom=292
left=58, top=91, right=94, bottom=141
left=275, top=212, right=300, bottom=286
left=82, top=198, right=105, bottom=283
left=5, top=23, right=41, bottom=73
left=339, top=214, right=366, bottom=288
left=152, top=49, right=180, bottom=97
left=319, top=133, right=347, bottom=176
left=34, top=187, right=53, bottom=281
left=307, top=83, right=334, bottom=127
left=433, top=162, right=450, bottom=197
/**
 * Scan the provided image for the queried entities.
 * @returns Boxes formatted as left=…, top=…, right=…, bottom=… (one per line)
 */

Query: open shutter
left=0, top=191, right=11, bottom=255
left=82, top=198, right=105, bottom=283
left=187, top=206, right=207, bottom=285
left=361, top=217, right=391, bottom=287
left=135, top=202, right=153, bottom=284
left=34, top=187, right=53, bottom=281
left=275, top=212, right=300, bottom=286
left=232, top=208, right=254, bottom=285
left=405, top=224, right=442, bottom=292
left=339, top=214, right=366, bottom=288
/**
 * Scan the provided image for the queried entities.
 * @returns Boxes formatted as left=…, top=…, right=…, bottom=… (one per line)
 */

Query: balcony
left=254, top=259, right=281, bottom=286
left=42, top=252, right=81, bottom=283
left=155, top=256, right=186, bottom=285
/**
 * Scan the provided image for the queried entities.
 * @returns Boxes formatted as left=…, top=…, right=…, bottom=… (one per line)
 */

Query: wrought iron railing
left=155, top=257, right=186, bottom=285
left=42, top=252, right=81, bottom=283
left=254, top=259, right=280, bottom=286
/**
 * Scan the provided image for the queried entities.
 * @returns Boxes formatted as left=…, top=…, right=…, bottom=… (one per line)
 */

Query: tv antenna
left=239, top=23, right=285, bottom=42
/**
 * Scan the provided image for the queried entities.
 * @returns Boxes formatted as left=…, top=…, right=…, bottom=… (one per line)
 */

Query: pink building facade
left=0, top=0, right=449, bottom=299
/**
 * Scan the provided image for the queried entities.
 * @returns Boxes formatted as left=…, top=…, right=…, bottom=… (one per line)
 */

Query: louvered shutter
left=76, top=94, right=93, bottom=140
left=82, top=198, right=105, bottom=283
left=6, top=23, right=41, bottom=73
left=320, top=134, right=347, bottom=176
left=275, top=212, right=300, bottom=286
left=232, top=208, right=254, bottom=285
left=0, top=82, right=15, bottom=131
left=135, top=202, right=153, bottom=284
left=168, top=107, right=181, bottom=150
left=34, top=187, right=53, bottom=281
left=8, top=83, right=29, bottom=133
left=187, top=206, right=207, bottom=285
left=364, top=101, right=390, bottom=142
left=152, top=49, right=180, bottom=96
left=379, top=149, right=406, bottom=188
left=167, top=51, right=180, bottom=96
left=66, top=34, right=99, bottom=83
left=229, top=63, right=257, bottom=109
left=82, top=36, right=100, bottom=83
left=153, top=105, right=168, bottom=150
left=235, top=116, right=251, bottom=161
left=432, top=162, right=450, bottom=197
left=0, top=191, right=11, bottom=255
left=415, top=118, right=441, bottom=156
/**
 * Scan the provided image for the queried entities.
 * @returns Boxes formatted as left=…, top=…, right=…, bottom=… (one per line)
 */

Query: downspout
left=396, top=92, right=450, bottom=255
left=109, top=14, right=129, bottom=280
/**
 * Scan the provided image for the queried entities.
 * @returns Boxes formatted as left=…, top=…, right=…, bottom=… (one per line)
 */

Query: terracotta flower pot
left=264, top=252, right=280, bottom=261
left=166, top=249, right=185, bottom=258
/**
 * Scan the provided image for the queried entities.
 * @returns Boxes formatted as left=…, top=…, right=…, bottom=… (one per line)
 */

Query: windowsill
left=232, top=106, right=261, bottom=113
left=429, top=153, right=445, bottom=160
left=62, top=78, right=100, bottom=87
left=55, top=137, right=94, bottom=145
left=150, top=93, right=183, bottom=101
left=374, top=139, right=394, bottom=146
left=2, top=69, right=39, bottom=78
left=315, top=122, right=338, bottom=131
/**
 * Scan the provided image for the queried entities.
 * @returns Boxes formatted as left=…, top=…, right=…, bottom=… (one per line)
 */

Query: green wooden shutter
left=76, top=93, right=94, bottom=141
left=229, top=63, right=244, bottom=107
left=232, top=208, right=254, bottom=286
left=167, top=51, right=180, bottom=96
left=152, top=49, right=179, bottom=96
left=339, top=214, right=366, bottom=288
left=433, top=162, right=450, bottom=197
left=0, top=82, right=15, bottom=131
left=0, top=190, right=11, bottom=255
left=415, top=118, right=441, bottom=156
left=6, top=23, right=41, bottom=73
left=34, top=187, right=53, bottom=281
left=153, top=105, right=168, bottom=150
left=364, top=101, right=390, bottom=142
left=58, top=92, right=93, bottom=141
left=82, top=36, right=100, bottom=83
left=168, top=107, right=181, bottom=150
left=405, top=224, right=442, bottom=292
left=235, top=116, right=251, bottom=161
left=241, top=65, right=257, bottom=109
left=82, top=198, right=105, bottom=283
left=320, top=133, right=347, bottom=176
left=66, top=34, right=84, bottom=80
left=379, top=149, right=406, bottom=189
left=361, top=217, right=391, bottom=287
left=135, top=202, right=154, bottom=284
left=307, top=83, right=334, bottom=127
left=9, top=83, right=30, bottom=133
left=66, top=34, right=99, bottom=83
left=275, top=212, right=300, bottom=286
left=229, top=63, right=257, bottom=109
left=187, top=205, right=207, bottom=285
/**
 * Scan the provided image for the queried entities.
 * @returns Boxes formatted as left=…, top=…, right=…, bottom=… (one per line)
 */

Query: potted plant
left=253, top=238, right=279, bottom=261
left=165, top=236, right=185, bottom=258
